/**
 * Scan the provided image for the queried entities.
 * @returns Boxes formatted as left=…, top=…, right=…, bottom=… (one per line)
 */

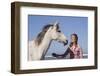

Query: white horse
left=28, top=22, right=68, bottom=60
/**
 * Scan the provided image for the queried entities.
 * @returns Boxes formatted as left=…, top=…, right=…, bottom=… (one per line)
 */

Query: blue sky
left=28, top=15, right=88, bottom=56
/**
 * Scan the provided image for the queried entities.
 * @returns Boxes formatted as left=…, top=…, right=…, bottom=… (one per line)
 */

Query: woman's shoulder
left=77, top=44, right=81, bottom=48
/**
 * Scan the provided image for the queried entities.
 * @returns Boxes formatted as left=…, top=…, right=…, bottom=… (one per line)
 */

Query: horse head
left=45, top=21, right=68, bottom=46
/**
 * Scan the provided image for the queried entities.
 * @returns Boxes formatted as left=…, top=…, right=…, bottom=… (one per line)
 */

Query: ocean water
left=44, top=54, right=88, bottom=60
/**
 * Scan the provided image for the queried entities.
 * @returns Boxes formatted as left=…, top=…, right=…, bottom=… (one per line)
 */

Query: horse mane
left=35, top=24, right=53, bottom=45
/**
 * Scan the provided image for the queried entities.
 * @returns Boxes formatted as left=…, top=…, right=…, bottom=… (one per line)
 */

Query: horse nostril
left=66, top=40, right=68, bottom=44
left=64, top=40, right=68, bottom=46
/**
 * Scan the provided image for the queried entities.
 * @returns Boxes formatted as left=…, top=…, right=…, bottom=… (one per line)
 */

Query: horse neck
left=39, top=33, right=52, bottom=54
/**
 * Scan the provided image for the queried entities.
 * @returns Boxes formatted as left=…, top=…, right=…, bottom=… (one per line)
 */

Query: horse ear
left=53, top=21, right=59, bottom=30
left=54, top=21, right=59, bottom=26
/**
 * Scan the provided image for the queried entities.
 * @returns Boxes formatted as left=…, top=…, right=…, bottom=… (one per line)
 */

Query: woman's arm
left=52, top=47, right=70, bottom=58
left=79, top=47, right=83, bottom=58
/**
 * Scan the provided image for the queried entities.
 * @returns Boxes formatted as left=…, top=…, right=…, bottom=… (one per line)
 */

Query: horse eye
left=58, top=30, right=61, bottom=32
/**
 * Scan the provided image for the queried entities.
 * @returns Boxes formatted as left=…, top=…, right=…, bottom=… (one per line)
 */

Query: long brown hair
left=69, top=33, right=78, bottom=47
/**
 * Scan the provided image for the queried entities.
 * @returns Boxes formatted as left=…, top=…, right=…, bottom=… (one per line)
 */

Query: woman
left=52, top=33, right=83, bottom=59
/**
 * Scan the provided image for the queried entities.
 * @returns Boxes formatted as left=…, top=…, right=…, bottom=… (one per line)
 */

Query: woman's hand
left=52, top=53, right=57, bottom=57
left=52, top=53, right=64, bottom=58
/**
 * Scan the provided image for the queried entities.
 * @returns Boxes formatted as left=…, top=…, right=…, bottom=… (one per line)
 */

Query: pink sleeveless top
left=70, top=44, right=83, bottom=58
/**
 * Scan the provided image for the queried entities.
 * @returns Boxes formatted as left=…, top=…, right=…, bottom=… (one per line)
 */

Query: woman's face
left=71, top=35, right=76, bottom=43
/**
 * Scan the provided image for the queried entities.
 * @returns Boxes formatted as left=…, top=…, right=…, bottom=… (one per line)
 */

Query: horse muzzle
left=64, top=40, right=68, bottom=46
